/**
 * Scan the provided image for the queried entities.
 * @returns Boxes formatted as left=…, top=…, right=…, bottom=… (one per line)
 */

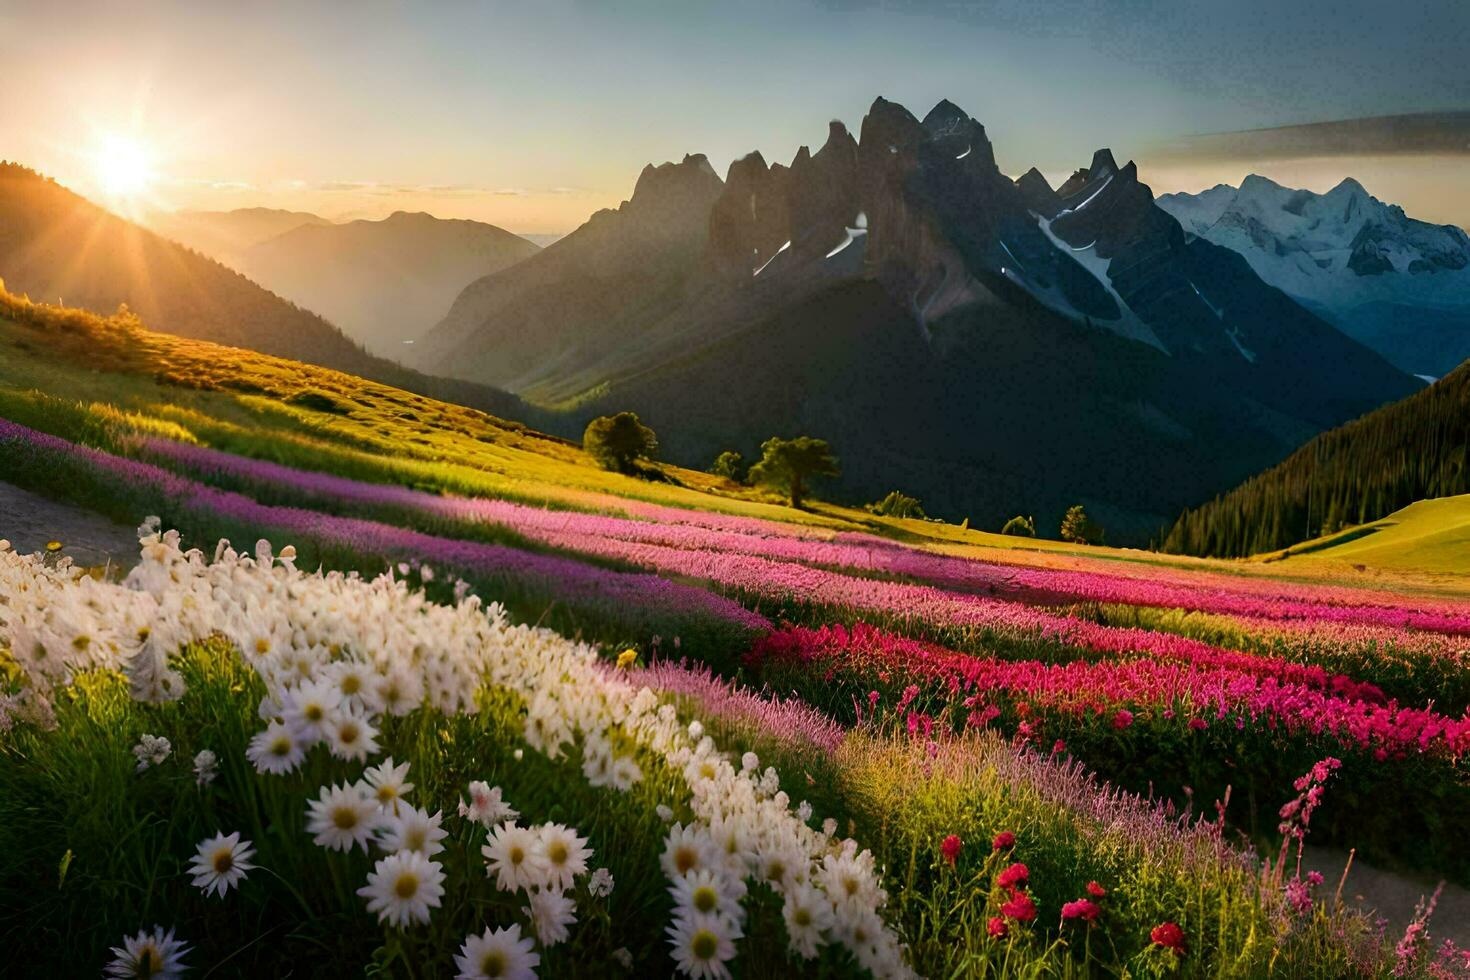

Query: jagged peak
left=1239, top=173, right=1286, bottom=194
left=1017, top=167, right=1054, bottom=193
left=790, top=145, right=812, bottom=168
left=860, top=96, right=925, bottom=152
left=1088, top=148, right=1119, bottom=178
left=921, top=98, right=969, bottom=128
left=724, top=151, right=769, bottom=184
left=1326, top=176, right=1369, bottom=198
left=632, top=153, right=723, bottom=200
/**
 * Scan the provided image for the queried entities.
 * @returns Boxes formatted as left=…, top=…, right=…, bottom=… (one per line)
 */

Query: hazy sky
left=4, top=0, right=1467, bottom=232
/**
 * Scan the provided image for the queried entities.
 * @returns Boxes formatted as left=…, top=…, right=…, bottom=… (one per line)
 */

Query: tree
left=709, top=450, right=745, bottom=482
left=1000, top=515, right=1036, bottom=537
left=583, top=412, right=658, bottom=473
left=867, top=490, right=925, bottom=519
left=1059, top=504, right=1104, bottom=545
left=748, top=436, right=839, bottom=509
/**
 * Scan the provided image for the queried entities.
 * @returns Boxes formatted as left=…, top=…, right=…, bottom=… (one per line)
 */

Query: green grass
left=1262, top=495, right=1470, bottom=576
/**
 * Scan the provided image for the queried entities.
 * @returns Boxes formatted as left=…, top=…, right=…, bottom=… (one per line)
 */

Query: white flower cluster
left=1, top=525, right=912, bottom=978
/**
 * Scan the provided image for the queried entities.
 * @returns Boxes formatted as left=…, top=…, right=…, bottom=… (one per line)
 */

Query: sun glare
left=93, top=134, right=156, bottom=198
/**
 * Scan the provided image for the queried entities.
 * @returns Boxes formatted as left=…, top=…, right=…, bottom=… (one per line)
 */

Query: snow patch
left=1416, top=374, right=1438, bottom=385
left=1058, top=174, right=1113, bottom=216
left=1034, top=215, right=1168, bottom=353
left=752, top=240, right=791, bottom=277
left=956, top=145, right=971, bottom=160
left=824, top=217, right=870, bottom=260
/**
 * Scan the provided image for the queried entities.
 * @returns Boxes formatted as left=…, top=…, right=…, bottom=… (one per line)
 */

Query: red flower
left=1001, top=891, right=1037, bottom=922
left=1052, top=738, right=1067, bottom=755
left=992, top=831, right=1016, bottom=851
left=1188, top=717, right=1208, bottom=731
left=997, top=862, right=1029, bottom=889
left=1086, top=880, right=1106, bottom=899
left=987, top=916, right=1009, bottom=938
left=1062, top=899, right=1101, bottom=922
left=1151, top=921, right=1185, bottom=953
left=941, top=834, right=962, bottom=866
left=1113, top=708, right=1134, bottom=729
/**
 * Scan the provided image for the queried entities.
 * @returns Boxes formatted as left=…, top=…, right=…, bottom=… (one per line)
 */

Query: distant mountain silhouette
left=413, top=99, right=1417, bottom=540
left=147, top=207, right=332, bottom=266
left=0, top=162, right=537, bottom=424
left=233, top=211, right=539, bottom=357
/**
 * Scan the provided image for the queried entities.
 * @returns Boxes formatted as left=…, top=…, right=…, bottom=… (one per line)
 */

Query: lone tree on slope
left=583, top=411, right=658, bottom=474
left=748, top=436, right=839, bottom=509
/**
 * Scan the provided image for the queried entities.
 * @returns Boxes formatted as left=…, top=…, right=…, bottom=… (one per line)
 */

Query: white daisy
left=609, top=756, right=642, bottom=791
left=660, top=823, right=713, bottom=880
left=357, top=850, right=445, bottom=928
left=374, top=665, right=423, bottom=717
left=482, top=822, right=547, bottom=893
left=246, top=720, right=306, bottom=775
left=327, top=658, right=376, bottom=711
left=460, top=781, right=517, bottom=827
left=666, top=911, right=740, bottom=980
left=670, top=868, right=745, bottom=923
left=104, top=925, right=189, bottom=979
left=536, top=823, right=591, bottom=893
left=306, top=782, right=377, bottom=852
left=453, top=923, right=539, bottom=980
left=282, top=678, right=340, bottom=741
left=360, top=756, right=413, bottom=813
left=782, top=882, right=834, bottom=959
left=187, top=831, right=255, bottom=898
left=324, top=705, right=379, bottom=763
left=523, top=887, right=576, bottom=947
left=377, top=806, right=448, bottom=857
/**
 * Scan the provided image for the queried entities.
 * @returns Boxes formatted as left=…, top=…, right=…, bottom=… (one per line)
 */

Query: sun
left=93, top=134, right=157, bottom=198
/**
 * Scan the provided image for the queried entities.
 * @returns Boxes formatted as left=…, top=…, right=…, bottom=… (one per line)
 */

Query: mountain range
left=150, top=207, right=541, bottom=358
left=411, top=97, right=1418, bottom=540
left=0, top=163, right=534, bottom=424
left=1158, top=177, right=1470, bottom=378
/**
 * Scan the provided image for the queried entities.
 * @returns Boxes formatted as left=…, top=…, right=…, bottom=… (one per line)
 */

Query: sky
left=3, top=0, right=1468, bottom=233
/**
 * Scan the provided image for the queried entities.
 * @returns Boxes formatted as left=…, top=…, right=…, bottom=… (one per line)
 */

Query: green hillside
left=1165, top=360, right=1470, bottom=557
left=1260, top=494, right=1470, bottom=575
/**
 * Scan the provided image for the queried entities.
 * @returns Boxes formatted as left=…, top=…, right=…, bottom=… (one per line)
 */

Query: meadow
left=2, top=292, right=1468, bottom=978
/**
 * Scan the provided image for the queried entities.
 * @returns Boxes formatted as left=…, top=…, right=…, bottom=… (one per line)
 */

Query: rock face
left=1159, top=176, right=1470, bottom=376
left=415, top=98, right=1419, bottom=540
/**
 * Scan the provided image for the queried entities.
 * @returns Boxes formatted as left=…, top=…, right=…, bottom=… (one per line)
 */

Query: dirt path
left=1303, top=845, right=1470, bottom=948
left=0, top=480, right=138, bottom=571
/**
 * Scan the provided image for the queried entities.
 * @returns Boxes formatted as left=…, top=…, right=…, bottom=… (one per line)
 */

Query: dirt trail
left=1303, top=845, right=1470, bottom=948
left=0, top=480, right=138, bottom=571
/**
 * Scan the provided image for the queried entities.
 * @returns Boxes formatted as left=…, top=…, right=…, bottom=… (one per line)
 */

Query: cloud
left=1152, top=110, right=1470, bottom=163
left=494, top=187, right=528, bottom=197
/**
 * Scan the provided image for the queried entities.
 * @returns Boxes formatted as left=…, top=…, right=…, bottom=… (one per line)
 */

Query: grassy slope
left=2, top=288, right=1465, bottom=594
left=1258, top=495, right=1470, bottom=576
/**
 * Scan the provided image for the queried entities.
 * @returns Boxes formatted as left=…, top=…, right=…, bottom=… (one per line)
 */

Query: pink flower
left=941, top=834, right=962, bottom=866
left=1062, top=899, right=1101, bottom=922
left=1112, top=708, right=1134, bottom=730
left=1001, top=891, right=1037, bottom=922
left=1188, top=717, right=1208, bottom=731
left=997, top=863, right=1029, bottom=890
left=1151, top=921, right=1185, bottom=953
left=992, top=831, right=1016, bottom=851
left=987, top=916, right=1008, bottom=938
left=1086, top=881, right=1106, bottom=899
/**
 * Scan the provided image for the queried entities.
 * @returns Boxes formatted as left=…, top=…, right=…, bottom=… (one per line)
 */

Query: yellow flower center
left=255, top=638, right=270, bottom=654
left=691, top=930, right=718, bottom=960
left=406, top=828, right=425, bottom=850
left=693, top=886, right=717, bottom=913
left=394, top=872, right=419, bottom=899
left=509, top=845, right=524, bottom=865
left=480, top=951, right=507, bottom=977
left=338, top=722, right=359, bottom=744
left=675, top=846, right=698, bottom=874
left=304, top=704, right=324, bottom=722
left=376, top=785, right=396, bottom=803
left=547, top=841, right=568, bottom=865
left=793, top=907, right=812, bottom=927
left=212, top=850, right=234, bottom=874
left=341, top=674, right=361, bottom=694
left=332, top=807, right=358, bottom=830
left=270, top=736, right=292, bottom=757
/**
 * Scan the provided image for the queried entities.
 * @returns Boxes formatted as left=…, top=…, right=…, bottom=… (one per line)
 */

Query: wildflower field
left=2, top=297, right=1469, bottom=977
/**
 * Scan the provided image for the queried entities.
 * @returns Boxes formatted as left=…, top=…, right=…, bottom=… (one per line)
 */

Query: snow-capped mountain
left=415, top=98, right=1416, bottom=539
left=1158, top=176, right=1470, bottom=377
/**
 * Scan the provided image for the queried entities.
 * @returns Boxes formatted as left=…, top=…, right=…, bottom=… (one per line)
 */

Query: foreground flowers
left=104, top=925, right=189, bottom=980
left=187, top=832, right=255, bottom=899
left=0, top=525, right=912, bottom=977
left=455, top=924, right=540, bottom=980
